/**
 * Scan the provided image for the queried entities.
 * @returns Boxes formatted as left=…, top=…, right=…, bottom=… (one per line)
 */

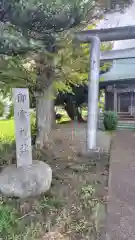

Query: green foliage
left=7, top=104, right=14, bottom=119
left=54, top=28, right=112, bottom=94
left=0, top=119, right=15, bottom=165
left=81, top=184, right=98, bottom=209
left=0, top=119, right=15, bottom=140
left=0, top=0, right=94, bottom=55
left=0, top=0, right=113, bottom=97
left=40, top=196, right=63, bottom=210
left=103, top=111, right=118, bottom=131
left=31, top=113, right=36, bottom=142
left=0, top=0, right=114, bottom=146
left=54, top=32, right=89, bottom=93
left=0, top=22, right=41, bottom=55
left=0, top=200, right=20, bottom=238
left=0, top=56, right=36, bottom=88
left=0, top=100, right=4, bottom=117
left=0, top=27, right=113, bottom=99
left=0, top=56, right=37, bottom=108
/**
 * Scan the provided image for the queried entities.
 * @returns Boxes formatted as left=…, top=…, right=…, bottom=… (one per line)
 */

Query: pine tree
left=0, top=0, right=96, bottom=148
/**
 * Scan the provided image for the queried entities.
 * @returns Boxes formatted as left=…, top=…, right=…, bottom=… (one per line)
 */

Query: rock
left=0, top=160, right=52, bottom=198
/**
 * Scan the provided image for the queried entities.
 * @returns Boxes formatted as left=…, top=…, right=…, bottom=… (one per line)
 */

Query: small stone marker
left=12, top=88, right=32, bottom=167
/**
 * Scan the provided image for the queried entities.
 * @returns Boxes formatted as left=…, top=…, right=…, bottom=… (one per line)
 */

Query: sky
left=97, top=1, right=135, bottom=50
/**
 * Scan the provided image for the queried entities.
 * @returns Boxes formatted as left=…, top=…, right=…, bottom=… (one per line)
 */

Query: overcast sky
left=97, top=1, right=135, bottom=49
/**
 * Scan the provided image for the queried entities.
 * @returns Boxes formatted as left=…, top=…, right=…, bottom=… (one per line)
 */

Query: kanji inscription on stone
left=12, top=88, right=32, bottom=167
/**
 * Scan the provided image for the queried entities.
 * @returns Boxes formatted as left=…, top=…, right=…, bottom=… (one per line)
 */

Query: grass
left=0, top=107, right=88, bottom=139
left=0, top=114, right=36, bottom=166
left=0, top=194, right=63, bottom=239
left=0, top=119, right=15, bottom=139
left=0, top=200, right=20, bottom=238
left=0, top=109, right=68, bottom=141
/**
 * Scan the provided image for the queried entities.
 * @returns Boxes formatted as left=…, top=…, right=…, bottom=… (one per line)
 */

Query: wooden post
left=12, top=88, right=32, bottom=168
left=87, top=37, right=100, bottom=150
left=104, top=88, right=107, bottom=111
left=113, top=86, right=117, bottom=112
left=118, top=93, right=120, bottom=113
left=131, top=91, right=133, bottom=115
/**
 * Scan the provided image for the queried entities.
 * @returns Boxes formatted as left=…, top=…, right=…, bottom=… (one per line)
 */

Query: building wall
left=105, top=88, right=135, bottom=113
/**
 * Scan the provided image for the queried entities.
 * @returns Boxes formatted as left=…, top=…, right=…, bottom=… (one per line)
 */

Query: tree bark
left=34, top=52, right=54, bottom=149
left=65, top=100, right=85, bottom=122
left=35, top=85, right=54, bottom=149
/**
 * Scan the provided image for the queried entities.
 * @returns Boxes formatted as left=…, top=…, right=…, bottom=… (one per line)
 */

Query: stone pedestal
left=0, top=160, right=52, bottom=198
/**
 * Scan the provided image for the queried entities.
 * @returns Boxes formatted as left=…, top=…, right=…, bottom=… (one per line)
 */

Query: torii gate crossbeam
left=100, top=48, right=135, bottom=61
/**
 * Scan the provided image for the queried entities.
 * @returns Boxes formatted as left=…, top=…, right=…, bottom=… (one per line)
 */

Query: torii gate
left=74, top=25, right=135, bottom=151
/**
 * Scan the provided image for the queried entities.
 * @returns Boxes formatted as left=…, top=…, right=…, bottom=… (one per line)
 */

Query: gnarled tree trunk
left=65, top=102, right=85, bottom=122
left=35, top=85, right=54, bottom=149
left=34, top=53, right=54, bottom=149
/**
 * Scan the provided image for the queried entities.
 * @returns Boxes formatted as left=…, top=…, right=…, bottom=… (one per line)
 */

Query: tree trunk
left=34, top=52, right=54, bottom=149
left=65, top=101, right=85, bottom=122
left=35, top=84, right=54, bottom=149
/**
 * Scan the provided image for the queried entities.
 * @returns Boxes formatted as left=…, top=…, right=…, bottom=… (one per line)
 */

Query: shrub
left=0, top=100, right=5, bottom=117
left=31, top=121, right=36, bottom=136
left=103, top=111, right=118, bottom=131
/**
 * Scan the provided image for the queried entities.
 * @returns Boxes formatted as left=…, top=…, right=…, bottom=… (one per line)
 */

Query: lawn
left=0, top=107, right=88, bottom=140
left=0, top=109, right=68, bottom=141
left=0, top=112, right=36, bottom=141
left=0, top=119, right=15, bottom=139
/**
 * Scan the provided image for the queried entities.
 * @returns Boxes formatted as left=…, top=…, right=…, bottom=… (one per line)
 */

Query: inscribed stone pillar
left=12, top=88, right=32, bottom=167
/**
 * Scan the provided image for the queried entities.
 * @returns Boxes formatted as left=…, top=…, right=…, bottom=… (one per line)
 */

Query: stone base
left=77, top=131, right=112, bottom=159
left=78, top=147, right=110, bottom=159
left=0, top=160, right=52, bottom=198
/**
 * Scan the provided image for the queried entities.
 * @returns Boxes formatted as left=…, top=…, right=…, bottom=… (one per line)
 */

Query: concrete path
left=106, top=130, right=135, bottom=240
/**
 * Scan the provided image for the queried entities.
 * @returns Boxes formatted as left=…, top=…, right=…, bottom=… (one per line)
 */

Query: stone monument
left=0, top=88, right=52, bottom=198
left=12, top=88, right=32, bottom=167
